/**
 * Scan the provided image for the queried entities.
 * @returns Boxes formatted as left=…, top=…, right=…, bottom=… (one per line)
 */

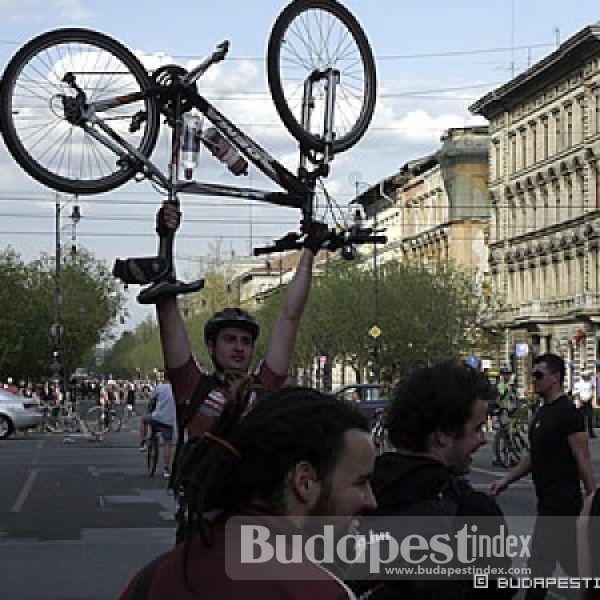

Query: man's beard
left=305, top=481, right=359, bottom=539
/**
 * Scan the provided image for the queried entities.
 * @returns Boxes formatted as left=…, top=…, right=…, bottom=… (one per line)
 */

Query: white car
left=0, top=388, right=42, bottom=438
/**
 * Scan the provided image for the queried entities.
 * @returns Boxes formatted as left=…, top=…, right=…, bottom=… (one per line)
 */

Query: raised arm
left=263, top=222, right=327, bottom=377
left=155, top=203, right=192, bottom=370
left=157, top=296, right=192, bottom=370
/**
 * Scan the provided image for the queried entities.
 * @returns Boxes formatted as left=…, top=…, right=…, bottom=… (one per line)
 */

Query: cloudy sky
left=1, top=0, right=599, bottom=332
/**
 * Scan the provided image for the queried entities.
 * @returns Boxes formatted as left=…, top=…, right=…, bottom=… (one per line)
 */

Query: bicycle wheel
left=514, top=431, right=529, bottom=453
left=0, top=28, right=160, bottom=194
left=147, top=435, right=159, bottom=477
left=85, top=406, right=109, bottom=434
left=267, top=0, right=376, bottom=154
left=498, top=434, right=511, bottom=468
left=108, top=410, right=122, bottom=433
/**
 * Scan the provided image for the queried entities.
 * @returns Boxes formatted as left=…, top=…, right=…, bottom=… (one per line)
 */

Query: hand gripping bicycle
left=0, top=0, right=383, bottom=303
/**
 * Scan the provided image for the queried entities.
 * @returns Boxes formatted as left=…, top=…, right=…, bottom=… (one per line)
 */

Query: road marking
left=11, top=468, right=38, bottom=513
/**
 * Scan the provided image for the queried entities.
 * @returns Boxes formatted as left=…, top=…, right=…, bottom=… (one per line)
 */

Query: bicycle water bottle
left=201, top=127, right=248, bottom=176
left=181, top=114, right=202, bottom=180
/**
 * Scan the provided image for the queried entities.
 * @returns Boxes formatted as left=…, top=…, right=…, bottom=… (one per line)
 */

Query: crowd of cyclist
left=0, top=376, right=154, bottom=431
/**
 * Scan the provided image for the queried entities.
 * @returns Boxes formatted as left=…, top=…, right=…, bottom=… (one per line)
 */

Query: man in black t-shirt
left=490, top=353, right=596, bottom=600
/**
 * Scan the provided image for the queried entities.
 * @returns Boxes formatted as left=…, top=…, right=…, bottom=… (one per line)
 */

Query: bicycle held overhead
left=0, top=0, right=384, bottom=304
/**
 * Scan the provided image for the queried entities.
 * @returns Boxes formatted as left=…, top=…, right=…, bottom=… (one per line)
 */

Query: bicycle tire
left=108, top=410, right=122, bottom=433
left=498, top=434, right=511, bottom=468
left=147, top=435, right=159, bottom=477
left=267, top=0, right=376, bottom=154
left=0, top=28, right=160, bottom=194
left=85, top=406, right=109, bottom=435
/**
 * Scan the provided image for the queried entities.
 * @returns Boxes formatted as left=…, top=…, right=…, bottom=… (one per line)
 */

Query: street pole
left=373, top=208, right=381, bottom=385
left=53, top=195, right=63, bottom=391
left=52, top=195, right=80, bottom=397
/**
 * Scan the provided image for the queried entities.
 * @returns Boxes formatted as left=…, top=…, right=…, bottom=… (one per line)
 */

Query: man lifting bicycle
left=156, top=202, right=325, bottom=440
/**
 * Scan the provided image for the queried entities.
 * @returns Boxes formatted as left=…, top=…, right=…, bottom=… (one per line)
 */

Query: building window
left=493, top=205, right=500, bottom=241
left=511, top=134, right=517, bottom=173
left=542, top=118, right=549, bottom=160
left=579, top=98, right=586, bottom=143
left=566, top=259, right=573, bottom=296
left=494, top=141, right=501, bottom=179
left=554, top=112, right=562, bottom=153
left=530, top=194, right=537, bottom=231
left=531, top=122, right=537, bottom=164
left=510, top=202, right=517, bottom=237
left=520, top=130, right=527, bottom=169
left=566, top=106, right=573, bottom=147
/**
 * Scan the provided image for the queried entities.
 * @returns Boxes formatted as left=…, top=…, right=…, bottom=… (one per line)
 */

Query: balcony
left=496, top=293, right=600, bottom=325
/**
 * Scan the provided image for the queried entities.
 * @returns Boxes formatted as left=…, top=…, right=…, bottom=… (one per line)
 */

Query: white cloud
left=0, top=0, right=93, bottom=22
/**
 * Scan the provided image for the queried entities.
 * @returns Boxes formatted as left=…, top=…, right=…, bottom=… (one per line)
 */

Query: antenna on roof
left=510, top=0, right=515, bottom=78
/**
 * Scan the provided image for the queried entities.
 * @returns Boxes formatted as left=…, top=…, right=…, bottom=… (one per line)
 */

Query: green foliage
left=101, top=257, right=498, bottom=384
left=0, top=246, right=125, bottom=380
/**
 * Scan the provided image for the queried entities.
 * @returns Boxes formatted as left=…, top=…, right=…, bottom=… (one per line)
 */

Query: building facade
left=357, top=126, right=490, bottom=279
left=471, top=24, right=600, bottom=393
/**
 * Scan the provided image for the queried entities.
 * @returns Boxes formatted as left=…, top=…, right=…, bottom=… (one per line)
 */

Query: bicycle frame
left=79, top=50, right=334, bottom=218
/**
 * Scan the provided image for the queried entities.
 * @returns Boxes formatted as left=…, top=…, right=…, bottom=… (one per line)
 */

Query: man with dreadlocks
left=155, top=202, right=324, bottom=439
left=121, top=387, right=377, bottom=599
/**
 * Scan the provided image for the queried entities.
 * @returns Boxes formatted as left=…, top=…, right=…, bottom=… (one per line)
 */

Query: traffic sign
left=368, top=325, right=381, bottom=339
left=515, top=342, right=529, bottom=358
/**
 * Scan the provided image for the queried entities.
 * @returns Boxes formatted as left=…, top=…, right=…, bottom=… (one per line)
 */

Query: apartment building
left=470, top=23, right=600, bottom=391
left=356, top=126, right=490, bottom=275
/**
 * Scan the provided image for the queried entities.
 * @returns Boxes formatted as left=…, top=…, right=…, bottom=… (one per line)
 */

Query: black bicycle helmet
left=204, top=307, right=260, bottom=344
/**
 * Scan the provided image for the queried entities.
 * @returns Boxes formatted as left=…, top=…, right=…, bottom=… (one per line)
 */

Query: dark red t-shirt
left=120, top=510, right=355, bottom=600
left=168, top=356, right=286, bottom=438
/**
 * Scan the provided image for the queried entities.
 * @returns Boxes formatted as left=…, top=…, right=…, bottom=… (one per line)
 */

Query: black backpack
left=348, top=476, right=471, bottom=600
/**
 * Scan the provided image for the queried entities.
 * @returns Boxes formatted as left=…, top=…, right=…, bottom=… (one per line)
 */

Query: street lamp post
left=52, top=194, right=81, bottom=394
left=351, top=179, right=393, bottom=385
left=372, top=207, right=381, bottom=384
left=52, top=195, right=62, bottom=386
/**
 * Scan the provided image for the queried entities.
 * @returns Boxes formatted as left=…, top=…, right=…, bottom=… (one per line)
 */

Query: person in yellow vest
left=492, top=366, right=517, bottom=467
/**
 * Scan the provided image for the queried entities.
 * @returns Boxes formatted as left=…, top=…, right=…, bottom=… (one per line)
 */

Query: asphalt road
left=1, top=425, right=599, bottom=599
left=0, top=425, right=175, bottom=599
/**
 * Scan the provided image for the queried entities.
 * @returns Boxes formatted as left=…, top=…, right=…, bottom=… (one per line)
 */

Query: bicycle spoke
left=2, top=29, right=159, bottom=193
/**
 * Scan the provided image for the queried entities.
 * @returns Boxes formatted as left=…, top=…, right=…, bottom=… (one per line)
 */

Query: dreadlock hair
left=176, top=385, right=370, bottom=547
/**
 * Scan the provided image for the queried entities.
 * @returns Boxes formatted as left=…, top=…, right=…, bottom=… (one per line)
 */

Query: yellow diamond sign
left=369, top=325, right=381, bottom=339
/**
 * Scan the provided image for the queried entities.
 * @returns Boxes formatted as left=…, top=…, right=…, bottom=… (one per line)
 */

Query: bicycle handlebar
left=253, top=224, right=387, bottom=256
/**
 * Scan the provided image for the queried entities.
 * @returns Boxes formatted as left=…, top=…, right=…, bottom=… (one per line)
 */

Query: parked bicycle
left=0, top=0, right=382, bottom=304
left=491, top=406, right=530, bottom=468
left=117, top=403, right=137, bottom=432
left=371, top=408, right=391, bottom=455
left=40, top=402, right=84, bottom=433
left=85, top=404, right=122, bottom=434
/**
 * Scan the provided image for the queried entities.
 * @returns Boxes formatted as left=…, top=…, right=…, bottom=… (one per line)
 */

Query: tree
left=101, top=257, right=500, bottom=386
left=0, top=246, right=125, bottom=381
left=0, top=248, right=37, bottom=377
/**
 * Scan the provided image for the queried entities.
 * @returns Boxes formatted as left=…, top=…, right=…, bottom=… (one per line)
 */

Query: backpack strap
left=130, top=551, right=168, bottom=600
left=170, top=373, right=217, bottom=487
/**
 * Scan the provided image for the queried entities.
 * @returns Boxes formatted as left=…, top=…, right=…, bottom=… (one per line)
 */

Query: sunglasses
left=531, top=371, right=547, bottom=380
